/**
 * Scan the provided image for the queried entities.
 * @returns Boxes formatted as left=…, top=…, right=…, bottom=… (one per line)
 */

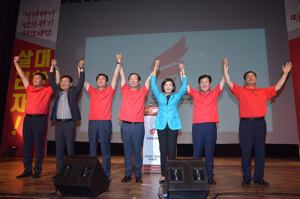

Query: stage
left=0, top=156, right=300, bottom=199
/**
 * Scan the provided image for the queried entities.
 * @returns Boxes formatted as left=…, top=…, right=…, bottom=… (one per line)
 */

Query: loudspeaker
left=166, top=159, right=210, bottom=199
left=54, top=156, right=109, bottom=197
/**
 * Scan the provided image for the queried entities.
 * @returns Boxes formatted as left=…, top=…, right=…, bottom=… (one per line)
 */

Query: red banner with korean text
left=0, top=0, right=60, bottom=157
left=285, top=0, right=300, bottom=156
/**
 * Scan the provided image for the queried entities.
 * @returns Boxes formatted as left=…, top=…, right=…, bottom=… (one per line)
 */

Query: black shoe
left=32, top=172, right=41, bottom=179
left=121, top=176, right=131, bottom=182
left=135, top=176, right=142, bottom=183
left=107, top=176, right=111, bottom=182
left=51, top=173, right=57, bottom=181
left=208, top=178, right=217, bottom=185
left=254, top=179, right=269, bottom=186
left=159, top=179, right=165, bottom=183
left=242, top=179, right=251, bottom=186
left=16, top=171, right=33, bottom=178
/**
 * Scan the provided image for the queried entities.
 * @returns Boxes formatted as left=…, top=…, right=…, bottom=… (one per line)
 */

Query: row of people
left=13, top=54, right=292, bottom=186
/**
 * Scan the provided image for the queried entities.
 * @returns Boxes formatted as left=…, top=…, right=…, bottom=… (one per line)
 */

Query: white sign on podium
left=143, top=107, right=161, bottom=173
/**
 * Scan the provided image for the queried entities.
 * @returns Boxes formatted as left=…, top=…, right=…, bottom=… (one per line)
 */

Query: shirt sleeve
left=142, top=84, right=149, bottom=97
left=264, top=86, right=276, bottom=100
left=25, top=84, right=33, bottom=93
left=121, top=82, right=128, bottom=94
left=177, top=77, right=188, bottom=101
left=109, top=85, right=116, bottom=95
left=228, top=82, right=242, bottom=99
left=187, top=85, right=195, bottom=98
left=87, top=85, right=95, bottom=95
left=150, top=75, right=160, bottom=99
left=212, top=83, right=223, bottom=97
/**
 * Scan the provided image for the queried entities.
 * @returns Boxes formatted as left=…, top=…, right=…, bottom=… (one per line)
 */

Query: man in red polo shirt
left=118, top=59, right=152, bottom=183
left=223, top=58, right=293, bottom=186
left=184, top=60, right=225, bottom=185
left=14, top=56, right=59, bottom=179
left=79, top=54, right=122, bottom=182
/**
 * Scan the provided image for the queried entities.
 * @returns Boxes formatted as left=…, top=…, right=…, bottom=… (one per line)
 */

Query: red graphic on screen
left=150, top=36, right=188, bottom=81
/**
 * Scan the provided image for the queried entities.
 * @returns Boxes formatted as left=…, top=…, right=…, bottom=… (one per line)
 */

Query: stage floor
left=0, top=156, right=299, bottom=199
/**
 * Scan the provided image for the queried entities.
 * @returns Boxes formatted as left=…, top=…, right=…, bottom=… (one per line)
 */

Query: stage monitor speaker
left=54, top=156, right=109, bottom=197
left=166, top=159, right=210, bottom=199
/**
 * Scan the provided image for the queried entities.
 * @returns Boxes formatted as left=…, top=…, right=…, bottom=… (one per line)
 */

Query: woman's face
left=164, top=81, right=174, bottom=95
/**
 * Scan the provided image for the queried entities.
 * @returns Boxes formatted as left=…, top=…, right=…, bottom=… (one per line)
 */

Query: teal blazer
left=151, top=75, right=187, bottom=130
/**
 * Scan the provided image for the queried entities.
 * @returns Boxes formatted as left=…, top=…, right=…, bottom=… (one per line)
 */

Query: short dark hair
left=61, top=75, right=73, bottom=83
left=34, top=72, right=46, bottom=81
left=243, top=71, right=257, bottom=80
left=128, top=73, right=141, bottom=81
left=198, top=75, right=212, bottom=84
left=96, top=73, right=108, bottom=82
left=161, top=78, right=176, bottom=93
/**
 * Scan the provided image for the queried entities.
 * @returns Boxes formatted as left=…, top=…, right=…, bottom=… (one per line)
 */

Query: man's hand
left=51, top=59, right=59, bottom=69
left=116, top=53, right=122, bottom=64
left=78, top=60, right=85, bottom=68
left=282, top=62, right=293, bottom=74
left=14, top=56, right=20, bottom=64
left=222, top=58, right=228, bottom=70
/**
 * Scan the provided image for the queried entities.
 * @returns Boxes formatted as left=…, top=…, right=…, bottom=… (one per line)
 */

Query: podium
left=143, top=107, right=161, bottom=173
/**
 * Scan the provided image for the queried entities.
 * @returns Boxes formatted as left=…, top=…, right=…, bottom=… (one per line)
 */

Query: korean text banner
left=1, top=0, right=60, bottom=156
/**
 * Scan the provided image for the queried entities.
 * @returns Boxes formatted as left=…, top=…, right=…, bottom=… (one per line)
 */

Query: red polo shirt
left=88, top=85, right=115, bottom=120
left=188, top=84, right=223, bottom=124
left=25, top=84, right=54, bottom=114
left=118, top=83, right=148, bottom=122
left=229, top=82, right=276, bottom=118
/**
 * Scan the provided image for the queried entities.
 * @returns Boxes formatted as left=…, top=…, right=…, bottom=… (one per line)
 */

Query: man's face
left=199, top=77, right=211, bottom=93
left=163, top=81, right=174, bottom=95
left=32, top=75, right=45, bottom=88
left=60, top=77, right=73, bottom=91
left=129, top=74, right=140, bottom=89
left=97, top=75, right=108, bottom=89
left=244, top=72, right=257, bottom=86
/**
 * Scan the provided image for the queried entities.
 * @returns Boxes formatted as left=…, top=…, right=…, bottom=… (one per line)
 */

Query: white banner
left=143, top=116, right=160, bottom=165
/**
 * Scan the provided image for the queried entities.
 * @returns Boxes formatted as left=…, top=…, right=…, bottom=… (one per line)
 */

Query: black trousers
left=55, top=120, right=76, bottom=173
left=23, top=115, right=47, bottom=173
left=239, top=118, right=266, bottom=181
left=157, top=124, right=178, bottom=176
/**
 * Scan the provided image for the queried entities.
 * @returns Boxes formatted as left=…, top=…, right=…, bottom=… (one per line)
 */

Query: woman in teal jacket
left=150, top=60, right=187, bottom=183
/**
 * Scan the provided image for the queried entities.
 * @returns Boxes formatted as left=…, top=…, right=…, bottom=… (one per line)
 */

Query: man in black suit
left=49, top=59, right=85, bottom=180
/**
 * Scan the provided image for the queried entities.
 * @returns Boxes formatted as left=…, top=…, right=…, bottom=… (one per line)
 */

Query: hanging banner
left=285, top=0, right=300, bottom=155
left=1, top=0, right=60, bottom=157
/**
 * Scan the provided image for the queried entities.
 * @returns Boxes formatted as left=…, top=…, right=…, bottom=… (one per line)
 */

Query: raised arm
left=50, top=59, right=60, bottom=85
left=179, top=63, right=189, bottom=93
left=75, top=60, right=85, bottom=96
left=119, top=65, right=126, bottom=87
left=77, top=60, right=90, bottom=91
left=178, top=63, right=187, bottom=99
left=275, top=62, right=293, bottom=92
left=150, top=60, right=160, bottom=97
left=222, top=58, right=233, bottom=90
left=111, top=53, right=122, bottom=90
left=220, top=76, right=225, bottom=90
left=145, top=72, right=153, bottom=90
left=49, top=59, right=59, bottom=92
left=14, top=56, right=29, bottom=89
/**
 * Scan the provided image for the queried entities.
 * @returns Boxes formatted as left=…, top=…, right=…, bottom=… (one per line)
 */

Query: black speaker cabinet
left=166, top=159, right=210, bottom=199
left=54, top=156, right=109, bottom=197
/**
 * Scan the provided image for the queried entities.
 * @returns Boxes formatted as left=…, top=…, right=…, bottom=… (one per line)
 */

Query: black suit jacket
left=49, top=71, right=85, bottom=122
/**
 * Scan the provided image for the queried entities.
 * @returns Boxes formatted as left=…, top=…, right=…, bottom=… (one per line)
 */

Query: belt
left=123, top=121, right=143, bottom=125
left=26, top=114, right=46, bottom=117
left=56, top=119, right=73, bottom=122
left=241, top=117, right=264, bottom=121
